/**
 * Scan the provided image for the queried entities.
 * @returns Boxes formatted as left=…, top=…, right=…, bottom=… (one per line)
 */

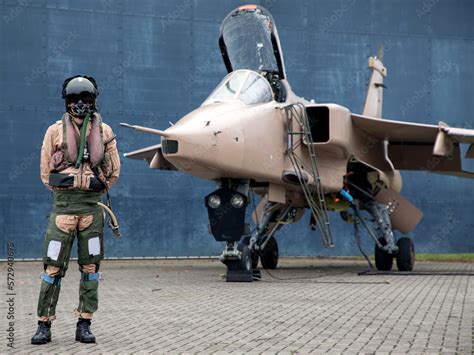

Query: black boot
left=31, top=321, right=52, bottom=345
left=75, top=318, right=96, bottom=343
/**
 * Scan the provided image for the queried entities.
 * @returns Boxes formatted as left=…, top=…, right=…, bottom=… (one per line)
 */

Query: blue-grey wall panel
left=369, top=0, right=432, bottom=36
left=191, top=21, right=224, bottom=102
left=430, top=39, right=474, bottom=122
left=1, top=7, right=48, bottom=107
left=307, top=31, right=370, bottom=106
left=430, top=1, right=474, bottom=38
left=306, top=0, right=370, bottom=33
left=1, top=0, right=473, bottom=259
left=120, top=13, right=194, bottom=111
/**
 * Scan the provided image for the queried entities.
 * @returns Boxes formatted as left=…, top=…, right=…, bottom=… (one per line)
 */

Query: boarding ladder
left=284, top=103, right=334, bottom=248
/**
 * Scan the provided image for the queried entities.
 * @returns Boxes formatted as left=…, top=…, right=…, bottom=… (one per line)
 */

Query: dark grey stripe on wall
left=1, top=0, right=473, bottom=258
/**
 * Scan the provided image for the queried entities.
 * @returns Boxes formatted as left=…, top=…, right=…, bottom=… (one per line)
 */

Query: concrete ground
left=2, top=258, right=473, bottom=354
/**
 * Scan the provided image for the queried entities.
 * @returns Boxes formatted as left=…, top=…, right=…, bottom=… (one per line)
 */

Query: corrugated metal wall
left=1, top=0, right=473, bottom=259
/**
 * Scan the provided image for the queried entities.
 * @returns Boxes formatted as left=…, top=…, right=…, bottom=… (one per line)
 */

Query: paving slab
left=1, top=258, right=472, bottom=353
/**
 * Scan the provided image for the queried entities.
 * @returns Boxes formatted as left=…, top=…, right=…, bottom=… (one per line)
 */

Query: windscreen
left=211, top=71, right=248, bottom=102
left=204, top=70, right=273, bottom=106
left=238, top=71, right=273, bottom=105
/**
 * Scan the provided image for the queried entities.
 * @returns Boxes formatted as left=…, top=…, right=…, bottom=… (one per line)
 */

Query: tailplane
left=362, top=46, right=387, bottom=118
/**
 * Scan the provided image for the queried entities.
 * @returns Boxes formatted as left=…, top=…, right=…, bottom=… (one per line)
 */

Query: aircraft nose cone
left=160, top=122, right=220, bottom=175
left=159, top=102, right=246, bottom=179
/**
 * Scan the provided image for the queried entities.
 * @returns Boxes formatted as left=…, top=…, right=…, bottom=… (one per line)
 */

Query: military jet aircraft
left=122, top=4, right=474, bottom=281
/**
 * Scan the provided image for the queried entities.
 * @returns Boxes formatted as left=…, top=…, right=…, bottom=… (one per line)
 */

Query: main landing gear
left=375, top=236, right=415, bottom=271
left=356, top=200, right=415, bottom=272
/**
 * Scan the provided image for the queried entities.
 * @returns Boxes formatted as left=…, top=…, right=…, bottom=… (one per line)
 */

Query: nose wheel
left=251, top=249, right=259, bottom=270
left=241, top=236, right=260, bottom=270
left=225, top=243, right=252, bottom=271
left=221, top=242, right=258, bottom=282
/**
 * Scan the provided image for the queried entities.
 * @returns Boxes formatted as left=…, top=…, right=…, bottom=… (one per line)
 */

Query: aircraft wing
left=124, top=144, right=177, bottom=171
left=124, top=144, right=161, bottom=162
left=351, top=114, right=474, bottom=177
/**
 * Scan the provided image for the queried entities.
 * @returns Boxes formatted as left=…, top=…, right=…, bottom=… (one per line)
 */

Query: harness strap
left=75, top=113, right=91, bottom=168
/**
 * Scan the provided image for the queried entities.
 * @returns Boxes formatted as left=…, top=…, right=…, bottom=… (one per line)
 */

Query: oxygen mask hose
left=97, top=202, right=121, bottom=238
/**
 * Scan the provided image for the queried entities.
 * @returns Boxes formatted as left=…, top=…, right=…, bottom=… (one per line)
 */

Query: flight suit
left=37, top=112, right=120, bottom=321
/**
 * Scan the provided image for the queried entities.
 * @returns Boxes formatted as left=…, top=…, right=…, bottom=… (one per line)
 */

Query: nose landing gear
left=205, top=181, right=290, bottom=282
left=220, top=241, right=254, bottom=282
left=205, top=181, right=256, bottom=282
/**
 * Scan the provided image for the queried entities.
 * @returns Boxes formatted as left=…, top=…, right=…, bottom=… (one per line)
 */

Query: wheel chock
left=226, top=269, right=253, bottom=282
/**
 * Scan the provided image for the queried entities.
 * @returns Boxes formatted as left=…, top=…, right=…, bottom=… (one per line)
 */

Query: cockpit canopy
left=203, top=70, right=274, bottom=106
left=219, top=4, right=286, bottom=79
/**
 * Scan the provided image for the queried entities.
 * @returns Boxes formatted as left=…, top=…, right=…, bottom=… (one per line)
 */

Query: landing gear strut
left=249, top=202, right=297, bottom=270
left=365, top=200, right=398, bottom=254
left=365, top=201, right=416, bottom=271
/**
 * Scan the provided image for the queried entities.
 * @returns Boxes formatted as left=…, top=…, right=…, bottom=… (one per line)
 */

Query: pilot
left=31, top=76, right=120, bottom=345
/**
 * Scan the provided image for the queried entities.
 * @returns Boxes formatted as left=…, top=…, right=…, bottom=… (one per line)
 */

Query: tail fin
left=362, top=46, right=387, bottom=118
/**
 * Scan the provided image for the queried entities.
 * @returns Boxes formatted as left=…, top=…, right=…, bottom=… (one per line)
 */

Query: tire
left=227, top=243, right=252, bottom=272
left=241, top=236, right=259, bottom=269
left=375, top=241, right=393, bottom=271
left=396, top=237, right=415, bottom=271
left=260, top=237, right=279, bottom=269
left=251, top=252, right=259, bottom=270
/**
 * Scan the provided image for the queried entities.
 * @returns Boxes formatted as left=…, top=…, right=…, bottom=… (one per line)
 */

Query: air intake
left=162, top=140, right=178, bottom=154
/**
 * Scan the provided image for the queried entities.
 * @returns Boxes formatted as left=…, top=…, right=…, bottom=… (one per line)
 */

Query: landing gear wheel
left=227, top=243, right=252, bottom=272
left=251, top=252, right=259, bottom=269
left=260, top=237, right=279, bottom=269
left=375, top=240, right=393, bottom=271
left=240, top=236, right=259, bottom=269
left=396, top=237, right=415, bottom=271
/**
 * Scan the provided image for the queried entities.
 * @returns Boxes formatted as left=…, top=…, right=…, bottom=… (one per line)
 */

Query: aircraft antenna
left=377, top=44, right=384, bottom=61
left=284, top=103, right=334, bottom=248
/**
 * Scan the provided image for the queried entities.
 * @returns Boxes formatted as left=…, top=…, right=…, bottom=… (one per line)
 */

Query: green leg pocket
left=37, top=280, right=61, bottom=318
left=78, top=280, right=99, bottom=314
left=78, top=211, right=104, bottom=265
left=42, top=213, right=74, bottom=270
